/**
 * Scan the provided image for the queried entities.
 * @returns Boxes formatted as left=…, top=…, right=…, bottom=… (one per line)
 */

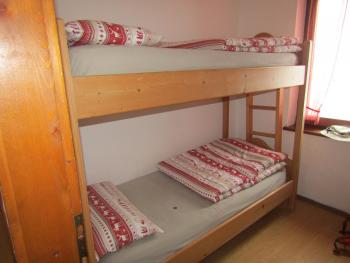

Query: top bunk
left=70, top=45, right=300, bottom=76
left=57, top=19, right=310, bottom=120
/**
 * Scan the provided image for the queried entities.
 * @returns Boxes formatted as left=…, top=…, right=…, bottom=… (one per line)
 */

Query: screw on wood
left=52, top=251, right=60, bottom=258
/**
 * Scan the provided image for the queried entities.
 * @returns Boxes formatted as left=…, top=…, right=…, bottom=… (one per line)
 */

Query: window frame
left=303, top=0, right=350, bottom=128
left=284, top=118, right=350, bottom=138
left=316, top=117, right=350, bottom=127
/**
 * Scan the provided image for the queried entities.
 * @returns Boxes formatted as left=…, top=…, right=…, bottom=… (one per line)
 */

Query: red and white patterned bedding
left=158, top=36, right=301, bottom=53
left=226, top=36, right=299, bottom=47
left=65, top=20, right=301, bottom=53
left=88, top=182, right=162, bottom=261
left=158, top=138, right=287, bottom=203
left=65, top=20, right=162, bottom=47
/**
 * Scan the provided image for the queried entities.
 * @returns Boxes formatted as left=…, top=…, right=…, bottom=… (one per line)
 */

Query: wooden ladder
left=246, top=89, right=284, bottom=152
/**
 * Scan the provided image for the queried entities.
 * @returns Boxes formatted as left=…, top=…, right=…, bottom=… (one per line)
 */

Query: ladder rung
left=252, top=131, right=276, bottom=138
left=250, top=105, right=276, bottom=111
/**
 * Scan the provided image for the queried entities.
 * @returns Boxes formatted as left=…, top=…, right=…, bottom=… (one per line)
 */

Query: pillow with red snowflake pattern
left=87, top=181, right=163, bottom=261
left=65, top=20, right=162, bottom=47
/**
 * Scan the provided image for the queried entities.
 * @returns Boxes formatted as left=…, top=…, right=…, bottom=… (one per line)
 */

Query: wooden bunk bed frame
left=56, top=19, right=311, bottom=263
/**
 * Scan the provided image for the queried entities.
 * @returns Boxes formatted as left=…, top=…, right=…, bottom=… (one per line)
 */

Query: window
left=306, top=0, right=350, bottom=124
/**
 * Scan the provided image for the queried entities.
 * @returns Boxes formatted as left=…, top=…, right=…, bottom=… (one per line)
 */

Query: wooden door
left=0, top=0, right=84, bottom=262
left=0, top=191, right=16, bottom=263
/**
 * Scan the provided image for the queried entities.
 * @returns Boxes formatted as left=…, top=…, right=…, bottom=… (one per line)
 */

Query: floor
left=202, top=199, right=349, bottom=263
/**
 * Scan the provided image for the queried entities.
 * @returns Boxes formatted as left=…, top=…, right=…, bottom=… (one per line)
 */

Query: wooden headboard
left=254, top=32, right=274, bottom=37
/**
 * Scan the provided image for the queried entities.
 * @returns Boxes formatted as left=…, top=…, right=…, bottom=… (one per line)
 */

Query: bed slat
left=251, top=131, right=276, bottom=138
left=73, top=66, right=305, bottom=119
left=251, top=105, right=277, bottom=110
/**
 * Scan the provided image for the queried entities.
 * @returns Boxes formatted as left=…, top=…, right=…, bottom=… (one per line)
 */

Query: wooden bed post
left=246, top=94, right=254, bottom=143
left=222, top=97, right=230, bottom=138
left=275, top=89, right=284, bottom=152
left=289, top=41, right=312, bottom=210
left=56, top=19, right=96, bottom=263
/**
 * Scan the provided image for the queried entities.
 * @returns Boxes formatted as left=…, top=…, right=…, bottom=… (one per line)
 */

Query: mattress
left=69, top=45, right=299, bottom=76
left=100, top=169, right=286, bottom=263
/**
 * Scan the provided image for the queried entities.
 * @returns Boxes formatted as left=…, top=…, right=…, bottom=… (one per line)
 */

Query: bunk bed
left=55, top=18, right=311, bottom=263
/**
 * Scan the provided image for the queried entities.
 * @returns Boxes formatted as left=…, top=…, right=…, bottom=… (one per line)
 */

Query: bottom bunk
left=99, top=169, right=289, bottom=263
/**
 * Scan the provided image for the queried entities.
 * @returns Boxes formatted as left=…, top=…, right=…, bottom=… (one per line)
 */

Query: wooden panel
left=250, top=138, right=273, bottom=150
left=289, top=41, right=313, bottom=210
left=251, top=105, right=276, bottom=111
left=245, top=94, right=254, bottom=142
left=275, top=89, right=284, bottom=152
left=0, top=130, right=27, bottom=263
left=0, top=1, right=81, bottom=262
left=43, top=3, right=82, bottom=218
left=222, top=97, right=230, bottom=138
left=285, top=158, right=293, bottom=180
left=164, top=181, right=294, bottom=263
left=73, top=66, right=305, bottom=119
left=251, top=131, right=276, bottom=138
left=0, top=190, right=16, bottom=263
left=57, top=19, right=96, bottom=263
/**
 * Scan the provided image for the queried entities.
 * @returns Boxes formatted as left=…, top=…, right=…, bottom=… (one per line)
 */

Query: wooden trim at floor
left=297, top=195, right=349, bottom=217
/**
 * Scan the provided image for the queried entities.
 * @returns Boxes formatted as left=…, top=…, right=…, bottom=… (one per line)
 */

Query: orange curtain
left=304, top=0, right=319, bottom=41
left=304, top=0, right=320, bottom=124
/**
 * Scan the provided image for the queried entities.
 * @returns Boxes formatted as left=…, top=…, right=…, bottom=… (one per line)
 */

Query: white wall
left=55, top=0, right=239, bottom=41
left=283, top=132, right=350, bottom=213
left=56, top=0, right=350, bottom=213
left=235, top=0, right=297, bottom=37
left=80, top=103, right=222, bottom=184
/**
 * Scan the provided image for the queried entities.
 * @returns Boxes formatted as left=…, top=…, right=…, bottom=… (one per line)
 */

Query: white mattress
left=69, top=45, right=299, bottom=76
left=100, top=170, right=286, bottom=263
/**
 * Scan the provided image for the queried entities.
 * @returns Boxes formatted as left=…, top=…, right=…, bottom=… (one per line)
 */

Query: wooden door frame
left=0, top=0, right=84, bottom=262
